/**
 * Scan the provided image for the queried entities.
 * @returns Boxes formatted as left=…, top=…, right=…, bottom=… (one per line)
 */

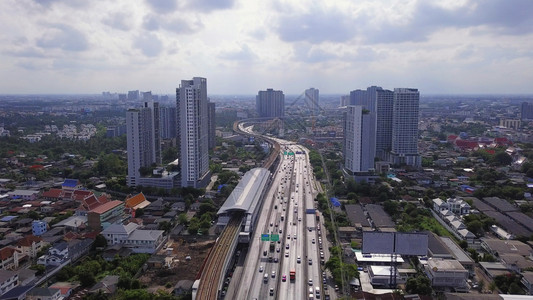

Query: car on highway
left=282, top=275, right=287, bottom=282
left=312, top=238, right=315, bottom=244
left=308, top=259, right=312, bottom=265
left=259, top=265, right=264, bottom=272
left=269, top=288, right=274, bottom=296
left=286, top=244, right=289, bottom=249
left=272, top=271, right=276, bottom=278
left=297, top=256, right=301, bottom=263
left=285, top=251, right=289, bottom=257
left=293, top=234, right=297, bottom=239
left=308, top=279, right=313, bottom=285
left=276, top=247, right=280, bottom=253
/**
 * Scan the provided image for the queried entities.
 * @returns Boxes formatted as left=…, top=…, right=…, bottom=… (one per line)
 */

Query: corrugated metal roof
left=217, top=168, right=270, bottom=215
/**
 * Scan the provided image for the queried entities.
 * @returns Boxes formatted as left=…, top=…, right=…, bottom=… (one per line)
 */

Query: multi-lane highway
left=230, top=125, right=328, bottom=300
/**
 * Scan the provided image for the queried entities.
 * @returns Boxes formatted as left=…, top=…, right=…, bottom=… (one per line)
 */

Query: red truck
left=290, top=270, right=296, bottom=281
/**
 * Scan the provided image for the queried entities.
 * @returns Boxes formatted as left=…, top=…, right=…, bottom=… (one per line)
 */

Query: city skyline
left=1, top=0, right=533, bottom=95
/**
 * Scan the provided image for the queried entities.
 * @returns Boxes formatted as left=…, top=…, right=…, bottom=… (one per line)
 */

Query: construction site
left=138, top=237, right=216, bottom=293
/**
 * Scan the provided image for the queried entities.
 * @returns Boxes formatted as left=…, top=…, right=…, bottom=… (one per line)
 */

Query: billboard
left=362, top=231, right=428, bottom=256
left=362, top=232, right=394, bottom=254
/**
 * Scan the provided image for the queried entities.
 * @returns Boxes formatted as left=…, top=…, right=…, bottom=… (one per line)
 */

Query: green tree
left=94, top=234, right=108, bottom=249
left=79, top=272, right=96, bottom=287
left=406, top=275, right=432, bottom=295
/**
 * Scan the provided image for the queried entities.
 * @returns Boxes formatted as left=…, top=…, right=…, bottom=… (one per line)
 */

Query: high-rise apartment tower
left=256, top=88, right=285, bottom=118
left=176, top=77, right=210, bottom=188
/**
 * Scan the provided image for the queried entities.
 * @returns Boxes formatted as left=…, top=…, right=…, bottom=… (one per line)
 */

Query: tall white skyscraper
left=126, top=101, right=161, bottom=187
left=344, top=105, right=375, bottom=173
left=176, top=77, right=210, bottom=188
left=391, top=88, right=420, bottom=167
left=343, top=86, right=420, bottom=175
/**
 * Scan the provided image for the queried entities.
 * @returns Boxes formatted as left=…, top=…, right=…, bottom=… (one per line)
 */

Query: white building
left=101, top=223, right=139, bottom=245
left=391, top=88, right=420, bottom=167
left=177, top=77, right=210, bottom=188
left=126, top=101, right=161, bottom=187
left=101, top=223, right=165, bottom=254
left=0, top=270, right=18, bottom=296
left=425, top=258, right=468, bottom=291
left=433, top=198, right=471, bottom=216
left=367, top=265, right=406, bottom=287
left=344, top=105, right=375, bottom=173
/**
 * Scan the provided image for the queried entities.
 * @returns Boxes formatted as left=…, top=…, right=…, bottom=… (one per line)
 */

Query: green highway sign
left=270, top=234, right=280, bottom=242
left=283, top=151, right=287, bottom=155
left=261, top=234, right=270, bottom=241
left=288, top=152, right=294, bottom=156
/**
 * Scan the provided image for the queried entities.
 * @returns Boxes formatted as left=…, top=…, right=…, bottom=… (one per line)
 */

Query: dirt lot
left=139, top=238, right=216, bottom=293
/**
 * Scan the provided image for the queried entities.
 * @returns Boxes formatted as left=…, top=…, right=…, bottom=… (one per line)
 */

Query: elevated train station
left=216, top=167, right=271, bottom=243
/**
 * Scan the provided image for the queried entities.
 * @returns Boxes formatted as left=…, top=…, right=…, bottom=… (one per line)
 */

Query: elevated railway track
left=195, top=216, right=242, bottom=300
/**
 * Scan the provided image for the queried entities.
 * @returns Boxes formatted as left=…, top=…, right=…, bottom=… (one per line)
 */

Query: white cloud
left=0, top=0, right=532, bottom=94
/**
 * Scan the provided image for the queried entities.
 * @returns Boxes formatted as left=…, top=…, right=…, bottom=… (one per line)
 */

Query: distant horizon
left=2, top=92, right=533, bottom=97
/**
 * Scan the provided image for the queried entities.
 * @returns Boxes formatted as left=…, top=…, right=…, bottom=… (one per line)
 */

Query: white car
left=259, top=266, right=264, bottom=272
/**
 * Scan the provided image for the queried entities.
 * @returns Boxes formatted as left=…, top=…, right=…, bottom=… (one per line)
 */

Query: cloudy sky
left=1, top=0, right=532, bottom=95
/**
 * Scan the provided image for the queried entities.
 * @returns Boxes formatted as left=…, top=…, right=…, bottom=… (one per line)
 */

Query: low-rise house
left=87, top=275, right=119, bottom=296
left=31, top=220, right=47, bottom=236
left=0, top=285, right=33, bottom=300
left=0, top=270, right=18, bottom=296
left=433, top=197, right=470, bottom=216
left=15, top=269, right=35, bottom=286
left=173, top=280, right=194, bottom=296
left=499, top=253, right=533, bottom=273
left=7, top=190, right=39, bottom=201
left=48, top=282, right=79, bottom=299
left=0, top=248, right=20, bottom=270
left=68, top=239, right=94, bottom=262
left=26, top=287, right=60, bottom=300
left=37, top=242, right=68, bottom=267
left=15, top=236, right=46, bottom=259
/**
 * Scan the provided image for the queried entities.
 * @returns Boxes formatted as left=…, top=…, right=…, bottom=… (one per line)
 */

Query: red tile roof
left=63, top=231, right=81, bottom=241
left=42, top=188, right=63, bottom=199
left=16, top=235, right=42, bottom=247
left=89, top=200, right=123, bottom=214
left=125, top=193, right=146, bottom=209
left=455, top=139, right=478, bottom=149
left=0, top=247, right=17, bottom=260
left=72, top=190, right=93, bottom=201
